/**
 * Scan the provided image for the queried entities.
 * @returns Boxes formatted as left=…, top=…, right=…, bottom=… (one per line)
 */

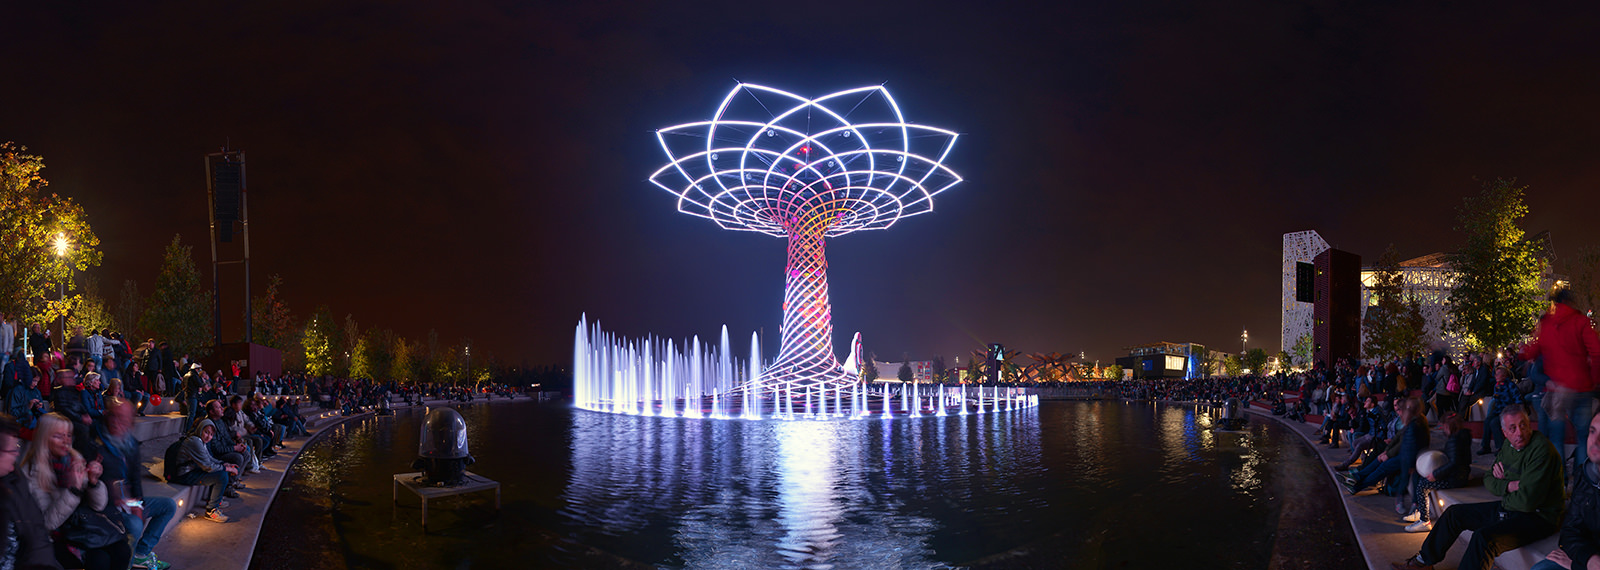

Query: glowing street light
left=53, top=233, right=69, bottom=343
left=1240, top=328, right=1248, bottom=355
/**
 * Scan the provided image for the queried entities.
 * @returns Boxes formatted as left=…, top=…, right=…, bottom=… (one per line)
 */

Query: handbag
left=1517, top=378, right=1537, bottom=396
left=61, top=503, right=127, bottom=549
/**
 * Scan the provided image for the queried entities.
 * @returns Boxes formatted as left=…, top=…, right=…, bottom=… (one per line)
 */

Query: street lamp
left=1240, top=328, right=1248, bottom=355
left=53, top=233, right=69, bottom=344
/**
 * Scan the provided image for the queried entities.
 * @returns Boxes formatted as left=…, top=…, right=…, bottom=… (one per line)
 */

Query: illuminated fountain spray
left=574, top=83, right=1038, bottom=419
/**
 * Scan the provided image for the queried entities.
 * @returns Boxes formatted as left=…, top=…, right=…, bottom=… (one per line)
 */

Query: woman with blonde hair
left=21, top=412, right=131, bottom=570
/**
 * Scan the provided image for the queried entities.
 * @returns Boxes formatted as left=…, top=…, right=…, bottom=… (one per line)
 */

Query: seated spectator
left=1392, top=404, right=1564, bottom=570
left=48, top=370, right=93, bottom=455
left=79, top=372, right=106, bottom=421
left=94, top=397, right=174, bottom=570
left=273, top=397, right=306, bottom=438
left=21, top=414, right=131, bottom=570
left=0, top=413, right=59, bottom=570
left=1481, top=365, right=1525, bottom=456
left=1335, top=396, right=1387, bottom=471
left=247, top=396, right=284, bottom=450
left=5, top=367, right=44, bottom=431
left=1404, top=413, right=1473, bottom=533
left=1533, top=411, right=1600, bottom=570
left=203, top=400, right=250, bottom=475
left=171, top=420, right=237, bottom=523
left=104, top=377, right=149, bottom=419
left=1347, top=397, right=1429, bottom=510
left=225, top=395, right=272, bottom=461
left=1318, top=394, right=1350, bottom=448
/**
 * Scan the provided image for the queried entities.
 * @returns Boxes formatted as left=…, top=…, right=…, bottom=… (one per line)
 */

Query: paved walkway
left=1245, top=403, right=1552, bottom=570
left=125, top=395, right=536, bottom=570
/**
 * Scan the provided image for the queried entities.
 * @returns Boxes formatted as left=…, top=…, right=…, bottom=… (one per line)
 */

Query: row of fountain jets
left=574, top=315, right=1038, bottom=420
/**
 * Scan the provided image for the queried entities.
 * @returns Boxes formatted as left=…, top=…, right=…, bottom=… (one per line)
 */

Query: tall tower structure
left=651, top=83, right=962, bottom=400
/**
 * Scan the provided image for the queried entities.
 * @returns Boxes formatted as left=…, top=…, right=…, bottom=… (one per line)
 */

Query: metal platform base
left=392, top=471, right=501, bottom=532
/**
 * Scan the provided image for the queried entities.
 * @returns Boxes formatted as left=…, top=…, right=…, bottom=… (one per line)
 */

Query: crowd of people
left=0, top=316, right=396, bottom=570
left=1046, top=291, right=1600, bottom=570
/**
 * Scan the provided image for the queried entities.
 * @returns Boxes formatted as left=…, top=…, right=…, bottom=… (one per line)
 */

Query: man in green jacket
left=1394, top=404, right=1565, bottom=570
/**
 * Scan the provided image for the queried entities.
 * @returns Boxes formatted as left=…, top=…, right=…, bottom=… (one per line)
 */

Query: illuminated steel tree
left=651, top=83, right=962, bottom=400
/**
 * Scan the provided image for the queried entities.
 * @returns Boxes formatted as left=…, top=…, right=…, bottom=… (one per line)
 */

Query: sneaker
left=248, top=465, right=261, bottom=474
left=1401, top=510, right=1421, bottom=523
left=1390, top=556, right=1434, bottom=569
left=203, top=509, right=230, bottom=523
left=131, top=553, right=172, bottom=570
left=1404, top=520, right=1433, bottom=533
left=216, top=499, right=231, bottom=508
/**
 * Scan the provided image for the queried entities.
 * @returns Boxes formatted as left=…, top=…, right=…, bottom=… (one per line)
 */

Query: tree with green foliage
left=861, top=352, right=879, bottom=383
left=1364, top=244, right=1429, bottom=361
left=418, top=328, right=441, bottom=384
left=1242, top=348, right=1269, bottom=375
left=115, top=279, right=142, bottom=337
left=1200, top=352, right=1219, bottom=378
left=1103, top=364, right=1123, bottom=380
left=897, top=361, right=914, bottom=383
left=1273, top=350, right=1291, bottom=374
left=392, top=336, right=418, bottom=381
left=930, top=355, right=948, bottom=384
left=1569, top=245, right=1600, bottom=317
left=303, top=306, right=338, bottom=377
left=0, top=142, right=102, bottom=325
left=1447, top=178, right=1547, bottom=351
left=250, top=274, right=298, bottom=350
left=339, top=314, right=360, bottom=377
left=1223, top=354, right=1243, bottom=377
left=139, top=235, right=214, bottom=357
left=351, top=327, right=397, bottom=381
left=1291, top=333, right=1314, bottom=370
left=66, top=274, right=114, bottom=333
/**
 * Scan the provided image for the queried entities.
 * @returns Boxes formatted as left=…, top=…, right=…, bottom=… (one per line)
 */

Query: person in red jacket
left=1522, top=288, right=1600, bottom=469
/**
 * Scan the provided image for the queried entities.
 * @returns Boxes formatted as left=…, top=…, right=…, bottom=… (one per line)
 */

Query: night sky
left=5, top=2, right=1598, bottom=369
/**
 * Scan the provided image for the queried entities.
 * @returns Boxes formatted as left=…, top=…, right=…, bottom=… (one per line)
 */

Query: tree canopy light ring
left=573, top=84, right=1026, bottom=420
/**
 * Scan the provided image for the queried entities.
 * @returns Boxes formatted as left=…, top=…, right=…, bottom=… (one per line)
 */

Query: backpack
left=162, top=438, right=187, bottom=482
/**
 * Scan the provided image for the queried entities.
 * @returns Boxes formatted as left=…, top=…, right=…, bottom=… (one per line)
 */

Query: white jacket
left=21, top=462, right=108, bottom=530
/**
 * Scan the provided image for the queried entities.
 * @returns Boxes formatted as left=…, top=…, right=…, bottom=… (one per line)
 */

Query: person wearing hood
left=171, top=419, right=238, bottom=523
left=1522, top=288, right=1600, bottom=470
left=1535, top=411, right=1600, bottom=570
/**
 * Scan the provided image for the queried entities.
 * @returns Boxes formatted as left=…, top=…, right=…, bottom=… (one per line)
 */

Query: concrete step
left=130, top=414, right=186, bottom=442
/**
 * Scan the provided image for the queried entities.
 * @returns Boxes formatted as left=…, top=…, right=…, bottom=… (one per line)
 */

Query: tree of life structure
left=650, top=83, right=962, bottom=403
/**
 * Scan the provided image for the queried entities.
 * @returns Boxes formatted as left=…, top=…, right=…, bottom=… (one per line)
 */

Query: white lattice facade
left=1359, top=266, right=1465, bottom=357
left=1281, top=231, right=1329, bottom=352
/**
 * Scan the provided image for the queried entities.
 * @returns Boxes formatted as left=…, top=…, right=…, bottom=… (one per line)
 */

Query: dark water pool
left=250, top=400, right=1360, bottom=569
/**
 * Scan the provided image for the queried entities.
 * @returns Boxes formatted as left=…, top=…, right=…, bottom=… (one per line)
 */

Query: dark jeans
left=1418, top=501, right=1557, bottom=570
left=1353, top=454, right=1409, bottom=498
left=1412, top=477, right=1465, bottom=522
left=170, top=469, right=231, bottom=509
left=1482, top=410, right=1503, bottom=453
